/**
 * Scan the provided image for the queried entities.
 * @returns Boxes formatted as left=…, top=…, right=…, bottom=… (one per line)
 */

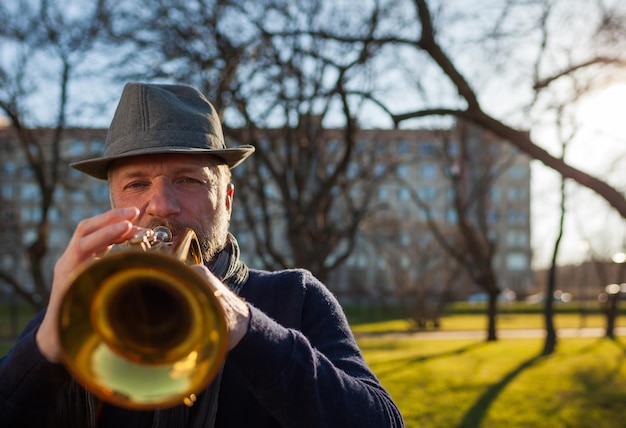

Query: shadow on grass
left=611, top=336, right=626, bottom=353
left=371, top=341, right=486, bottom=379
left=574, top=337, right=626, bottom=393
left=457, top=354, right=544, bottom=428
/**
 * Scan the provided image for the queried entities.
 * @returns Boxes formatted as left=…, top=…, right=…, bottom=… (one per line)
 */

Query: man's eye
left=179, top=177, right=202, bottom=184
left=125, top=182, right=147, bottom=189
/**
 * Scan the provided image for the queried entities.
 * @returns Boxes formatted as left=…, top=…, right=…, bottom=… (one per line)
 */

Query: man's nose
left=146, top=180, right=181, bottom=218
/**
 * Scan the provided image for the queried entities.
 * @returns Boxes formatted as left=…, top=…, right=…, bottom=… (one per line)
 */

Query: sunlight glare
left=575, top=83, right=626, bottom=139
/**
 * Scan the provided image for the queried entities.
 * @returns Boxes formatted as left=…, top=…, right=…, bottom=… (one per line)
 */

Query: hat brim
left=70, top=145, right=255, bottom=180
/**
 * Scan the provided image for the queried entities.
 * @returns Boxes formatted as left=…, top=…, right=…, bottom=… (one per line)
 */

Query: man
left=0, top=83, right=404, bottom=427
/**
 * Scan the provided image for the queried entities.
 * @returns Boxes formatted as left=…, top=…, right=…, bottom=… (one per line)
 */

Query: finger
left=74, top=207, right=139, bottom=239
left=57, top=209, right=137, bottom=273
left=71, top=208, right=139, bottom=254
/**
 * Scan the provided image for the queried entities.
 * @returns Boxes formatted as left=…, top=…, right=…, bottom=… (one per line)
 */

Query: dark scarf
left=54, top=234, right=249, bottom=428
left=206, top=233, right=249, bottom=295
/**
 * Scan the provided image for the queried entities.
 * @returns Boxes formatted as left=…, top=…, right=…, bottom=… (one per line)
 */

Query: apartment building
left=319, top=123, right=533, bottom=303
left=0, top=122, right=532, bottom=303
left=0, top=127, right=109, bottom=295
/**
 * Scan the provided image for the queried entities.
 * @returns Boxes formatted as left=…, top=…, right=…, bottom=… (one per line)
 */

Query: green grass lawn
left=351, top=312, right=626, bottom=334
left=357, top=315, right=626, bottom=427
left=2, top=309, right=626, bottom=427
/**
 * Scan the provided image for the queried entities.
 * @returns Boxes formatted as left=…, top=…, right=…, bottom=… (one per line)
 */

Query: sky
left=2, top=0, right=624, bottom=271
left=530, top=83, right=626, bottom=269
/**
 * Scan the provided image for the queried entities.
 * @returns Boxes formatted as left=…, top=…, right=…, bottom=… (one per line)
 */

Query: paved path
left=356, top=326, right=626, bottom=340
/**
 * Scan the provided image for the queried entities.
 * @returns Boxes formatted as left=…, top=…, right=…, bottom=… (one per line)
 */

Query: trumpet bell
left=58, top=244, right=227, bottom=410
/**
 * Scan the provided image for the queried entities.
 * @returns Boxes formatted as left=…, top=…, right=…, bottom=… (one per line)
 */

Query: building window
left=491, top=187, right=501, bottom=202
left=21, top=206, right=41, bottom=223
left=376, top=257, right=387, bottom=270
left=377, top=186, right=388, bottom=201
left=20, top=183, right=39, bottom=200
left=0, top=254, right=15, bottom=270
left=3, top=161, right=17, bottom=174
left=70, top=209, right=84, bottom=224
left=49, top=207, right=60, bottom=222
left=506, top=252, right=528, bottom=270
left=1, top=184, right=13, bottom=198
left=445, top=188, right=455, bottom=202
left=346, top=162, right=359, bottom=179
left=397, top=141, right=411, bottom=155
left=326, top=139, right=340, bottom=153
left=23, top=229, right=37, bottom=245
left=418, top=186, right=437, bottom=201
left=418, top=208, right=429, bottom=221
left=507, top=187, right=527, bottom=202
left=506, top=231, right=528, bottom=247
left=398, top=186, right=411, bottom=201
left=49, top=228, right=67, bottom=248
left=400, top=254, right=411, bottom=269
left=397, top=164, right=411, bottom=179
left=67, top=139, right=86, bottom=157
left=506, top=210, right=527, bottom=225
left=508, top=165, right=528, bottom=180
left=418, top=142, right=437, bottom=156
left=487, top=209, right=500, bottom=224
left=445, top=208, right=458, bottom=223
left=447, top=142, right=459, bottom=157
left=92, top=183, right=110, bottom=201
left=418, top=163, right=437, bottom=179
left=374, top=163, right=386, bottom=177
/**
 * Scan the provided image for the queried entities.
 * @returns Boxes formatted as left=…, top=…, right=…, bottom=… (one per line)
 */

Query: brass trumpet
left=58, top=227, right=227, bottom=410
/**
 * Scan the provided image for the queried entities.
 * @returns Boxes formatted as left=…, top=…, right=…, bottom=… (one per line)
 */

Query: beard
left=198, top=206, right=231, bottom=264
left=145, top=207, right=230, bottom=265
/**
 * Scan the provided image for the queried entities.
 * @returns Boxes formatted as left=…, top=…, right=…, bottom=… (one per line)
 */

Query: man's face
left=108, top=153, right=233, bottom=262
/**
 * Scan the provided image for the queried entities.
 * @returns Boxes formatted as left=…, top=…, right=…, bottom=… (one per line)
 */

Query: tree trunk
left=542, top=288, right=557, bottom=355
left=486, top=290, right=498, bottom=341
left=605, top=293, right=619, bottom=339
left=543, top=171, right=566, bottom=355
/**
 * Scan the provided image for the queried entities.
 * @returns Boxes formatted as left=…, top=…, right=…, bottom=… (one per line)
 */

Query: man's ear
left=225, top=183, right=235, bottom=214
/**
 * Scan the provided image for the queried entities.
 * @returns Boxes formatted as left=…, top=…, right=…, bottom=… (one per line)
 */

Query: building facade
left=0, top=122, right=532, bottom=303
left=322, top=123, right=533, bottom=304
left=0, top=127, right=109, bottom=296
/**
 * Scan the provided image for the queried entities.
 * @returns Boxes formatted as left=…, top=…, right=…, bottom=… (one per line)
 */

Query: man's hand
left=36, top=207, right=140, bottom=363
left=192, top=265, right=250, bottom=351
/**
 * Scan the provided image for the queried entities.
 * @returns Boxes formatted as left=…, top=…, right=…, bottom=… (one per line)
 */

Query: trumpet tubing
left=58, top=228, right=227, bottom=410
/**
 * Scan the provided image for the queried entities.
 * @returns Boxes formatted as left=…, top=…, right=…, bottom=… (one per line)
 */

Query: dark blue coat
left=0, top=269, right=404, bottom=427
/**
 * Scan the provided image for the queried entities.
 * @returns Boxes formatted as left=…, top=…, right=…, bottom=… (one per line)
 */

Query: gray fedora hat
left=71, top=82, right=254, bottom=179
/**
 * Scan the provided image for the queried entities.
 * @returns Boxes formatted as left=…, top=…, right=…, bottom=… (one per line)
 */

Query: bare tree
left=308, top=0, right=626, bottom=218
left=586, top=247, right=626, bottom=339
left=542, top=92, right=583, bottom=354
left=388, top=0, right=626, bottom=219
left=0, top=0, right=113, bottom=309
left=366, top=213, right=464, bottom=328
left=398, top=122, right=518, bottom=341
left=307, top=0, right=625, bottom=336
left=110, top=0, right=391, bottom=282
left=231, top=121, right=405, bottom=283
left=5, top=0, right=624, bottom=318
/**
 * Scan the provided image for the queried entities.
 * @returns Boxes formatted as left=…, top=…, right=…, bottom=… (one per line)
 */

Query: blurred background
left=3, top=1, right=626, bottom=426
left=0, top=0, right=625, bottom=336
